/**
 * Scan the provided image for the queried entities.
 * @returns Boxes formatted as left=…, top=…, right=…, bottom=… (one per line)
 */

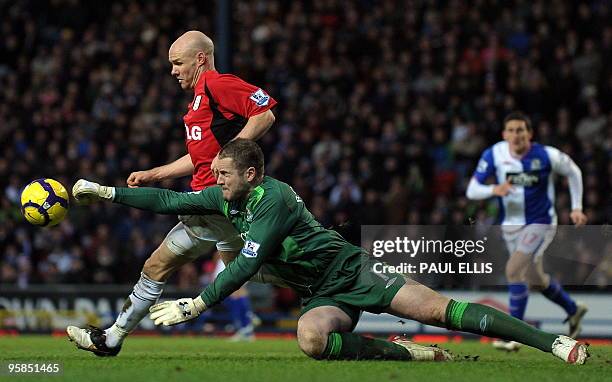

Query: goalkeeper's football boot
left=565, top=302, right=588, bottom=339
left=67, top=325, right=122, bottom=357
left=551, top=335, right=589, bottom=365
left=391, top=336, right=453, bottom=361
left=492, top=340, right=522, bottom=352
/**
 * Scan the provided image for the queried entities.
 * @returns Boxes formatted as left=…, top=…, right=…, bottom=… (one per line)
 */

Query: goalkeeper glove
left=72, top=179, right=115, bottom=204
left=149, top=296, right=207, bottom=326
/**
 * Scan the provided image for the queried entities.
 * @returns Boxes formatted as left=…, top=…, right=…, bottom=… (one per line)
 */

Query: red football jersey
left=183, top=70, right=277, bottom=190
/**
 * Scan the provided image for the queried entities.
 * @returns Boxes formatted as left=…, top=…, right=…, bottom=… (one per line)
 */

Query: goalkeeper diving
left=71, top=139, right=589, bottom=364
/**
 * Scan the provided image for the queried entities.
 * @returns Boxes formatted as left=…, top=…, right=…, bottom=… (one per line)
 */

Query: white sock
left=105, top=324, right=128, bottom=347
left=105, top=273, right=164, bottom=347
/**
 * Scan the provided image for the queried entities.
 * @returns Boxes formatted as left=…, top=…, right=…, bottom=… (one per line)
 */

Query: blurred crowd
left=1, top=0, right=610, bottom=288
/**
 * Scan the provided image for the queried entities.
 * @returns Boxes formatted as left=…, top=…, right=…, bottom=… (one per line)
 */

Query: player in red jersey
left=67, top=31, right=276, bottom=355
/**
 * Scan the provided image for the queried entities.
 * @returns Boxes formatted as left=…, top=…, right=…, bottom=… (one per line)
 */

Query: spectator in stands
left=0, top=0, right=609, bottom=290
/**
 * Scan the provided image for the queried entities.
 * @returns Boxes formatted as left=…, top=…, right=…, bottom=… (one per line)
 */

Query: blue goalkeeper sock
left=541, top=280, right=577, bottom=316
left=508, top=283, right=529, bottom=320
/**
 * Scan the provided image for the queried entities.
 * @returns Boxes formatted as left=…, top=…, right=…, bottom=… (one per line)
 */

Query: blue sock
left=224, top=296, right=252, bottom=329
left=235, top=296, right=253, bottom=328
left=508, top=283, right=529, bottom=320
left=223, top=297, right=242, bottom=329
left=541, top=280, right=577, bottom=315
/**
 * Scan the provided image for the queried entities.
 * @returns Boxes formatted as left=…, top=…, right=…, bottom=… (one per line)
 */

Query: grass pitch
left=0, top=335, right=610, bottom=382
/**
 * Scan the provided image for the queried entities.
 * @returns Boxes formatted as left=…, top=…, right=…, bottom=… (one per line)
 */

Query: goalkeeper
left=71, top=139, right=588, bottom=364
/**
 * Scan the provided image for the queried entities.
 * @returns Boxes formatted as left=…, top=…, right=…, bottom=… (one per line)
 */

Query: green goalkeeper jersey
left=113, top=176, right=353, bottom=307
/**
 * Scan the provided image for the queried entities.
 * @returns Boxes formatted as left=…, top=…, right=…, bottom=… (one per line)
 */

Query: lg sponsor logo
left=185, top=124, right=202, bottom=140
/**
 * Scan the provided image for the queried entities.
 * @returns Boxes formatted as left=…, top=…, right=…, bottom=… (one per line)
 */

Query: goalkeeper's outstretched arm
left=72, top=179, right=223, bottom=215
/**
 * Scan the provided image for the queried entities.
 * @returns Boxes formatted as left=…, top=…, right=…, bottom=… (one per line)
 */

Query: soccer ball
left=20, top=178, right=69, bottom=227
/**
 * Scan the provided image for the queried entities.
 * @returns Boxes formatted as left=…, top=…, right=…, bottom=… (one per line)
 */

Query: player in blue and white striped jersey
left=466, top=112, right=588, bottom=351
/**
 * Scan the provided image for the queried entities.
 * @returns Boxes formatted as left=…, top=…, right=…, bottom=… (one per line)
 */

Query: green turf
left=0, top=336, right=610, bottom=382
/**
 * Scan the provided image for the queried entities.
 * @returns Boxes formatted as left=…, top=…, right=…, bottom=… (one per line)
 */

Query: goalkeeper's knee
left=297, top=326, right=327, bottom=359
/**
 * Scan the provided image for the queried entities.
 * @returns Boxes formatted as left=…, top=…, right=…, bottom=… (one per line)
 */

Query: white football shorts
left=213, top=257, right=226, bottom=279
left=502, top=224, right=556, bottom=260
left=163, top=214, right=243, bottom=259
